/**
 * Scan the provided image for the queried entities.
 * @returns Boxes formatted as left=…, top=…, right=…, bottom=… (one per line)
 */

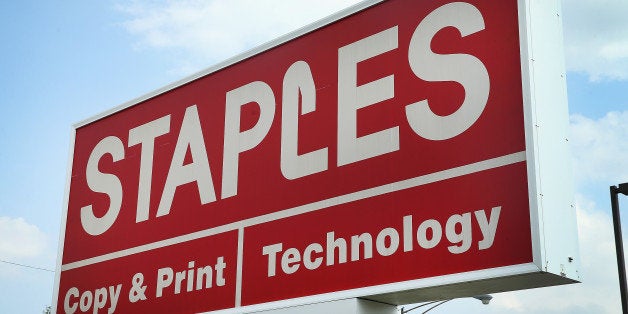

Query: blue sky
left=0, top=0, right=627, bottom=313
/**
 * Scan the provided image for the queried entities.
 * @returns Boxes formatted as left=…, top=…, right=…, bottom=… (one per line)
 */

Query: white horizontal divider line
left=61, top=151, right=526, bottom=271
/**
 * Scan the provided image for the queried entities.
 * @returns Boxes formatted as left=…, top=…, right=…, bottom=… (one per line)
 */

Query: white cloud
left=562, top=0, right=628, bottom=81
left=116, top=0, right=362, bottom=76
left=0, top=216, right=49, bottom=277
left=0, top=216, right=47, bottom=261
left=570, top=110, right=628, bottom=188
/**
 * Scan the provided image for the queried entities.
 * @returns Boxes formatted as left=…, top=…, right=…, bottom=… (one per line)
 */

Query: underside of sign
left=364, top=267, right=576, bottom=306
left=53, top=0, right=579, bottom=313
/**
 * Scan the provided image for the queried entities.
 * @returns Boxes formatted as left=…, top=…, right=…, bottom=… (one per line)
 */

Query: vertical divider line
left=235, top=226, right=245, bottom=307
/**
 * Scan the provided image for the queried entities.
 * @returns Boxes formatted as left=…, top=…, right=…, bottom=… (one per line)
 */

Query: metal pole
left=611, top=184, right=628, bottom=314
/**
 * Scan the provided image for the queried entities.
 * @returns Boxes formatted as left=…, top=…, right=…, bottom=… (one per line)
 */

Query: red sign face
left=57, top=0, right=530, bottom=313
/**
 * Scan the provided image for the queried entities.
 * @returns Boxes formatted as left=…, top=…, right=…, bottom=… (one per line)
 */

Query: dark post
left=611, top=183, right=628, bottom=314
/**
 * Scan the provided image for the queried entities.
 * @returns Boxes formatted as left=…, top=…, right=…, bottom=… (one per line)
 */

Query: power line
left=0, top=259, right=55, bottom=273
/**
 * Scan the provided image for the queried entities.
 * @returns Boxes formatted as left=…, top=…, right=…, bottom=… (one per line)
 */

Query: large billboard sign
left=53, top=0, right=579, bottom=313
